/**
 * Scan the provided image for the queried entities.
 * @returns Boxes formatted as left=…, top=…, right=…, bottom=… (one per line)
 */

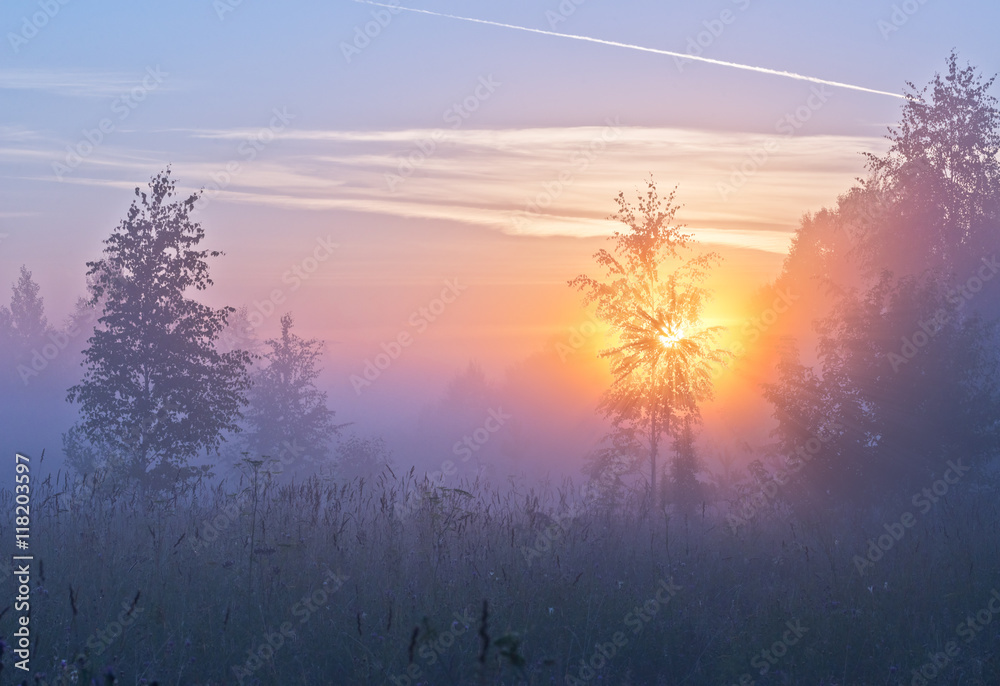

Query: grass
left=2, top=464, right=1000, bottom=685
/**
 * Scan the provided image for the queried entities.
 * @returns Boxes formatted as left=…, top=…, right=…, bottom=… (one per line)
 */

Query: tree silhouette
left=241, top=312, right=341, bottom=477
left=860, top=50, right=1000, bottom=286
left=5, top=265, right=50, bottom=349
left=669, top=414, right=701, bottom=514
left=66, top=169, right=252, bottom=490
left=1, top=266, right=53, bottom=384
left=570, top=178, right=728, bottom=509
left=334, top=433, right=393, bottom=482
left=763, top=55, right=1000, bottom=502
left=582, top=426, right=644, bottom=510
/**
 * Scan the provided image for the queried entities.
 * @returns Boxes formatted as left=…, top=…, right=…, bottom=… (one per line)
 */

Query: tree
left=761, top=338, right=842, bottom=503
left=0, top=266, right=52, bottom=384
left=668, top=415, right=701, bottom=514
left=582, top=426, right=645, bottom=510
left=804, top=273, right=999, bottom=501
left=570, top=178, right=728, bottom=509
left=241, top=313, right=341, bottom=477
left=859, top=51, right=1000, bottom=288
left=440, top=361, right=495, bottom=414
left=334, top=433, right=393, bottom=482
left=66, top=169, right=252, bottom=490
left=763, top=55, right=1000, bottom=502
left=217, top=305, right=263, bottom=357
left=0, top=305, right=11, bottom=385
left=7, top=265, right=50, bottom=349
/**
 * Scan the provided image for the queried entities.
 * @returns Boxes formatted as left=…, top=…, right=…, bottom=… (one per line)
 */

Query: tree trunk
left=650, top=405, right=658, bottom=510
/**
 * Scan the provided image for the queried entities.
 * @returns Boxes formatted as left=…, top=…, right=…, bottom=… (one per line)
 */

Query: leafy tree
left=570, top=178, right=728, bottom=508
left=66, top=169, right=252, bottom=490
left=763, top=55, right=1000, bottom=502
left=860, top=51, right=1000, bottom=287
left=761, top=339, right=842, bottom=502
left=0, top=266, right=52, bottom=383
left=7, top=265, right=50, bottom=349
left=582, top=426, right=644, bottom=510
left=803, top=274, right=999, bottom=501
left=241, top=312, right=341, bottom=477
left=413, top=361, right=503, bottom=479
left=440, top=361, right=495, bottom=414
left=217, top=305, right=263, bottom=357
left=334, top=433, right=393, bottom=482
left=0, top=290, right=15, bottom=385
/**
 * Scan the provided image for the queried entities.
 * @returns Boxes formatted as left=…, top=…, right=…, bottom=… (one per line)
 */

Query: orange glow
left=658, top=325, right=685, bottom=348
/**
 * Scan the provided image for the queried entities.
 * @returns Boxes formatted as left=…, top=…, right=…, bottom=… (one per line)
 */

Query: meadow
left=5, top=459, right=1000, bottom=686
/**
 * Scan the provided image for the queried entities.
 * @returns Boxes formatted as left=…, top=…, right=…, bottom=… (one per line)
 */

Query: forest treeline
left=754, top=52, right=1000, bottom=506
left=0, top=52, right=998, bottom=514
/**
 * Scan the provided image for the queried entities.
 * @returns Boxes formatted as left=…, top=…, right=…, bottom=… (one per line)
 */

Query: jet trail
left=352, top=0, right=904, bottom=100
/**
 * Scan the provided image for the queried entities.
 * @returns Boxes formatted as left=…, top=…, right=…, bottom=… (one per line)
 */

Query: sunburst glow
left=658, top=326, right=685, bottom=348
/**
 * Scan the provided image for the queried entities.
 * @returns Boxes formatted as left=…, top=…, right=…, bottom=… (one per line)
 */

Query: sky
left=1, top=0, right=998, bottom=446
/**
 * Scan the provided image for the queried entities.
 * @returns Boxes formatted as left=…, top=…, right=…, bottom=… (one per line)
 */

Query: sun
left=658, top=326, right=685, bottom=348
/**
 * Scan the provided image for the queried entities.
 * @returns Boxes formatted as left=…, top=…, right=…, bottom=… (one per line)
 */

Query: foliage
left=10, top=466, right=1000, bottom=684
left=763, top=55, right=1000, bottom=503
left=570, top=177, right=728, bottom=507
left=241, top=313, right=340, bottom=477
left=860, top=50, right=1000, bottom=283
left=581, top=426, right=645, bottom=509
left=0, top=265, right=54, bottom=386
left=668, top=415, right=701, bottom=514
left=3, top=264, right=50, bottom=349
left=334, top=433, right=394, bottom=482
left=65, top=168, right=252, bottom=490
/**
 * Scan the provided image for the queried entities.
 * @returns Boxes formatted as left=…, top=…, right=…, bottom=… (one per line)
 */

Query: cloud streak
left=9, top=124, right=886, bottom=254
left=0, top=69, right=147, bottom=97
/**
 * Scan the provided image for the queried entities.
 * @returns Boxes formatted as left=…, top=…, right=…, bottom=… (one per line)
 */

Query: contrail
left=352, top=0, right=904, bottom=100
